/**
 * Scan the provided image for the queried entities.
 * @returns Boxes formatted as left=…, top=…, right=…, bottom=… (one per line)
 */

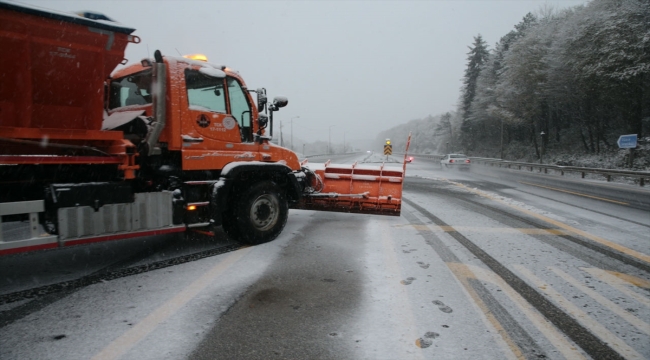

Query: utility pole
left=279, top=121, right=283, bottom=147
left=539, top=131, right=546, bottom=164
left=500, top=118, right=504, bottom=159
left=290, top=116, right=299, bottom=151
left=328, top=125, right=336, bottom=154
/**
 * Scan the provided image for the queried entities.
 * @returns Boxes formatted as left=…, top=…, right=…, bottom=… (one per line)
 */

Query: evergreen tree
left=460, top=35, right=489, bottom=150
left=467, top=52, right=501, bottom=151
left=461, top=35, right=490, bottom=120
left=493, top=13, right=538, bottom=78
left=545, top=0, right=649, bottom=153
left=434, top=112, right=454, bottom=153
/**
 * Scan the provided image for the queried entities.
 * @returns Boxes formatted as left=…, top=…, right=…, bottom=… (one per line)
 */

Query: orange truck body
left=0, top=1, right=404, bottom=255
left=0, top=2, right=139, bottom=176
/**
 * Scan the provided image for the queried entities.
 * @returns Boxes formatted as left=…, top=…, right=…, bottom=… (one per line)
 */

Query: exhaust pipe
left=144, top=50, right=167, bottom=156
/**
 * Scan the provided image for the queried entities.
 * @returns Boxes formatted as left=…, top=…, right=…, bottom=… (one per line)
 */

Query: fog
left=14, top=0, right=587, bottom=145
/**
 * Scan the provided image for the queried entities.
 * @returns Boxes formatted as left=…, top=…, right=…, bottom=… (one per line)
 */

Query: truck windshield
left=108, top=69, right=153, bottom=109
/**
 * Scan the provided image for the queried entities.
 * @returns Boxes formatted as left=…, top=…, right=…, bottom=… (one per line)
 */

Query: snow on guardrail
left=399, top=153, right=649, bottom=187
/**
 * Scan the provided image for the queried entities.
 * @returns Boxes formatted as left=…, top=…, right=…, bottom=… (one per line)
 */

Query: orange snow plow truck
left=0, top=2, right=404, bottom=255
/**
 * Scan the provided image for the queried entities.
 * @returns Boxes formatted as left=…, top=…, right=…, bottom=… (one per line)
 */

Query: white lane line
left=455, top=263, right=587, bottom=360
left=550, top=267, right=650, bottom=336
left=513, top=265, right=644, bottom=359
left=92, top=247, right=252, bottom=360
left=581, top=267, right=650, bottom=309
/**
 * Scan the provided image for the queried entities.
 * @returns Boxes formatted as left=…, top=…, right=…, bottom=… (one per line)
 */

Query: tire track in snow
left=400, top=208, right=544, bottom=359
left=403, top=197, right=625, bottom=360
left=405, top=179, right=650, bottom=274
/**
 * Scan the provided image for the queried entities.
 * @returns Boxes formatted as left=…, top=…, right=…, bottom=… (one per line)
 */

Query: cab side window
left=109, top=69, right=152, bottom=109
left=227, top=77, right=252, bottom=141
left=185, top=69, right=226, bottom=113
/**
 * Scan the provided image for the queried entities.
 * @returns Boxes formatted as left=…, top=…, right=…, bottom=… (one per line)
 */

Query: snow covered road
left=1, top=154, right=648, bottom=359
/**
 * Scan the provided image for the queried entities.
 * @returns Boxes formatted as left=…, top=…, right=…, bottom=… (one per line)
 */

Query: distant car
left=440, top=154, right=470, bottom=170
left=406, top=156, right=414, bottom=163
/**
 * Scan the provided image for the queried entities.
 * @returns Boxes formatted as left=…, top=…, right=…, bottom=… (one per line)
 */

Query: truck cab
left=105, top=54, right=301, bottom=176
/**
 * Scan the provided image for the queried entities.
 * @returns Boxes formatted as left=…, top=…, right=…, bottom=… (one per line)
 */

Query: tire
left=224, top=181, right=288, bottom=245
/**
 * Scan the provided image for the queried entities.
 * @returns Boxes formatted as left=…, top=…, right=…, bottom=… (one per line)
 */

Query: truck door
left=184, top=68, right=241, bottom=143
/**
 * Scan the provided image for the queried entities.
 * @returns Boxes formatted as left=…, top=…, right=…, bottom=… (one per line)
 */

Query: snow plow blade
left=298, top=161, right=403, bottom=216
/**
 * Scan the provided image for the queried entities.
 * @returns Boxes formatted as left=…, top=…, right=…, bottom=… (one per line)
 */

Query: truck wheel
left=227, top=181, right=288, bottom=245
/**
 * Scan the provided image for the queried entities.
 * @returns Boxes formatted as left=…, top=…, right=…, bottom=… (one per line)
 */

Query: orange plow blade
left=298, top=161, right=404, bottom=216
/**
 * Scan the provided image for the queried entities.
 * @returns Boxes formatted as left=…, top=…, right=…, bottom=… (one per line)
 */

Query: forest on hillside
left=379, top=0, right=649, bottom=170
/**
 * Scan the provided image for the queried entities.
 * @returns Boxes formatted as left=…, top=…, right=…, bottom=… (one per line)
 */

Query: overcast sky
left=14, top=0, right=588, bottom=144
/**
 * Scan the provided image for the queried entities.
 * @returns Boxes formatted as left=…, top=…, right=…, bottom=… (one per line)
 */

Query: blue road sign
left=617, top=134, right=637, bottom=149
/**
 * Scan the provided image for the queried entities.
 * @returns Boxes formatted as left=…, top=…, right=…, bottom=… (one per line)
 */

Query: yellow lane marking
left=399, top=216, right=518, bottom=358
left=519, top=181, right=629, bottom=205
left=405, top=208, right=577, bottom=358
left=448, top=263, right=586, bottom=360
left=445, top=263, right=532, bottom=360
left=581, top=268, right=650, bottom=308
left=550, top=267, right=650, bottom=336
left=514, top=265, right=644, bottom=359
left=397, top=224, right=570, bottom=235
left=448, top=181, right=650, bottom=265
left=92, top=247, right=252, bottom=360
left=605, top=271, right=650, bottom=289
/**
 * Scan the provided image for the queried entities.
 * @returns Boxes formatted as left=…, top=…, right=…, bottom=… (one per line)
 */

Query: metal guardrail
left=397, top=153, right=443, bottom=161
left=403, top=153, right=649, bottom=187
left=470, top=157, right=648, bottom=187
left=304, top=151, right=365, bottom=159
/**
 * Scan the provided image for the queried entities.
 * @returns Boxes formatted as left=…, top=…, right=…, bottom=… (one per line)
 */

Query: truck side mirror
left=272, top=96, right=288, bottom=109
left=256, top=88, right=267, bottom=112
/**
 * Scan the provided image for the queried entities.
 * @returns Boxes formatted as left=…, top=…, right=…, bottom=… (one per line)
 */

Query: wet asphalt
left=191, top=212, right=369, bottom=360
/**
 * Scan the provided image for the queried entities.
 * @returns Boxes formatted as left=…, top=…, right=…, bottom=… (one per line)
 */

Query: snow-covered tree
left=461, top=35, right=490, bottom=117
left=459, top=35, right=490, bottom=150
left=546, top=0, right=649, bottom=152
left=462, top=14, right=539, bottom=156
